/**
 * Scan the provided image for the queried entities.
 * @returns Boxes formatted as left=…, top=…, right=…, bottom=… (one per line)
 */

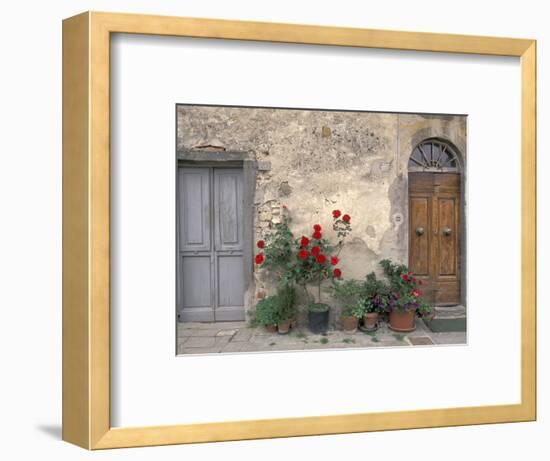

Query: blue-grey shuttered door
left=178, top=167, right=245, bottom=322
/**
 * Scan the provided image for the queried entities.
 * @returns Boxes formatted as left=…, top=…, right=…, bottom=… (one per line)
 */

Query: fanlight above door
left=408, top=139, right=460, bottom=172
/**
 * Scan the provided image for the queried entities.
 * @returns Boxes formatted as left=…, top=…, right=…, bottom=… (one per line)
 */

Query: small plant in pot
left=359, top=272, right=390, bottom=331
left=275, top=283, right=296, bottom=335
left=328, top=279, right=363, bottom=333
left=253, top=295, right=280, bottom=333
left=380, top=259, right=432, bottom=332
left=341, top=302, right=364, bottom=333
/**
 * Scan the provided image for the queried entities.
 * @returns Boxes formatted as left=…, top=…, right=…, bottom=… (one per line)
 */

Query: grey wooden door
left=177, top=167, right=245, bottom=322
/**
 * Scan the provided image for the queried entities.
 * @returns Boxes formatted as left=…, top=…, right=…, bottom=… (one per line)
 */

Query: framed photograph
left=62, top=11, right=536, bottom=449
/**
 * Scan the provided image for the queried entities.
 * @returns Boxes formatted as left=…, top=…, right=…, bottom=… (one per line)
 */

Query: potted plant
left=254, top=295, right=280, bottom=333
left=275, top=283, right=296, bottom=335
left=359, top=272, right=390, bottom=331
left=341, top=302, right=365, bottom=333
left=254, top=209, right=353, bottom=334
left=290, top=210, right=353, bottom=334
left=328, top=279, right=363, bottom=333
left=380, top=259, right=432, bottom=332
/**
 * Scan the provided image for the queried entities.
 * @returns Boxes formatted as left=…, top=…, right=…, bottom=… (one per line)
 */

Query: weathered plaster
left=176, top=105, right=467, bottom=325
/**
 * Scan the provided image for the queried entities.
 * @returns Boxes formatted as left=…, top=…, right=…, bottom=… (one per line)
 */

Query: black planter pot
left=308, top=309, right=329, bottom=334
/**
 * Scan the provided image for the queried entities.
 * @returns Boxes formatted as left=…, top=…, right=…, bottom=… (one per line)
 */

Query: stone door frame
left=176, top=150, right=257, bottom=322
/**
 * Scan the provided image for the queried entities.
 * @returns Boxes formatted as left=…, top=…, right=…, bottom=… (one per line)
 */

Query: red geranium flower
left=257, top=240, right=265, bottom=249
left=316, top=254, right=327, bottom=264
left=330, top=256, right=339, bottom=266
left=300, top=236, right=310, bottom=247
left=333, top=268, right=342, bottom=278
left=312, top=231, right=322, bottom=240
left=411, top=277, right=416, bottom=283
left=311, top=245, right=321, bottom=256
left=401, top=274, right=409, bottom=282
left=342, top=214, right=351, bottom=223
left=332, top=209, right=341, bottom=218
left=313, top=224, right=322, bottom=232
left=255, top=254, right=264, bottom=265
left=298, top=249, right=309, bottom=260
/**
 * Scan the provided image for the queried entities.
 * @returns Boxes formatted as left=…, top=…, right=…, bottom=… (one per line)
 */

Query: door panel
left=178, top=166, right=245, bottom=322
left=180, top=255, right=214, bottom=321
left=214, top=170, right=243, bottom=251
left=438, top=197, right=457, bottom=276
left=409, top=196, right=430, bottom=276
left=179, top=168, right=210, bottom=251
left=213, top=169, right=245, bottom=321
left=409, top=172, right=461, bottom=306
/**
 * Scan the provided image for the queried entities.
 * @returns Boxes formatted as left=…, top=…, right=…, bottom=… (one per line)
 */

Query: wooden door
left=409, top=172, right=460, bottom=306
left=177, top=167, right=245, bottom=322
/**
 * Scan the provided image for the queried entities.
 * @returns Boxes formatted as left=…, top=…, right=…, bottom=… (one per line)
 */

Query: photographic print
left=176, top=104, right=467, bottom=355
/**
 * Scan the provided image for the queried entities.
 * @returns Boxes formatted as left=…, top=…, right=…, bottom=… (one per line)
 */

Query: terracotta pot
left=277, top=319, right=291, bottom=334
left=341, top=315, right=358, bottom=333
left=363, top=312, right=379, bottom=330
left=388, top=310, right=416, bottom=332
left=265, top=324, right=278, bottom=333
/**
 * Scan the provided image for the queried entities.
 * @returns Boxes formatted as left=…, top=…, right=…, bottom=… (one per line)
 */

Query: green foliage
left=329, top=279, right=365, bottom=309
left=260, top=218, right=296, bottom=277
left=255, top=209, right=354, bottom=305
left=331, top=272, right=390, bottom=316
left=320, top=337, right=329, bottom=344
left=276, top=283, right=297, bottom=321
left=360, top=271, right=391, bottom=314
left=254, top=296, right=280, bottom=326
left=379, top=259, right=433, bottom=316
left=308, top=302, right=329, bottom=313
left=348, top=301, right=366, bottom=318
left=253, top=283, right=297, bottom=326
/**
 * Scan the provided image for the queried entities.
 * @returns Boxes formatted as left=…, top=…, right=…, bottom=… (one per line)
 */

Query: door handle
left=415, top=226, right=424, bottom=236
left=443, top=227, right=452, bottom=236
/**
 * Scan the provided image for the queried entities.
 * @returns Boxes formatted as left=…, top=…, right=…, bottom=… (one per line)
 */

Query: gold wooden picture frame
left=62, top=11, right=536, bottom=450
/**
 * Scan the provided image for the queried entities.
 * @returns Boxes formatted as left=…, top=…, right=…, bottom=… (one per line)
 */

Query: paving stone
left=181, top=347, right=223, bottom=355
left=214, top=336, right=231, bottom=348
left=178, top=322, right=215, bottom=330
left=185, top=336, right=217, bottom=348
left=253, top=328, right=277, bottom=336
left=250, top=334, right=278, bottom=344
left=215, top=329, right=238, bottom=337
left=216, top=321, right=248, bottom=329
left=231, top=329, right=253, bottom=342
left=177, top=328, right=221, bottom=338
left=238, top=342, right=274, bottom=353
left=408, top=336, right=435, bottom=346
left=221, top=342, right=245, bottom=353
left=177, top=320, right=466, bottom=353
left=431, top=332, right=467, bottom=345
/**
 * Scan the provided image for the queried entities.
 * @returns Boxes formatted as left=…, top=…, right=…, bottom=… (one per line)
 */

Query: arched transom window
left=408, top=139, right=460, bottom=172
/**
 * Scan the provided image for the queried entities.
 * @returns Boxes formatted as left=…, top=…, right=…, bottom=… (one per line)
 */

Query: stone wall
left=177, top=105, right=467, bottom=325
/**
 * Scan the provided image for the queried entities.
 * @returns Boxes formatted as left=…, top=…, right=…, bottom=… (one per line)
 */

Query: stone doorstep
left=424, top=306, right=467, bottom=333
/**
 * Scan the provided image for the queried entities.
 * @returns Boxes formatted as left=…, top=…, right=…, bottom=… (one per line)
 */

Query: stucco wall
left=176, top=105, right=467, bottom=324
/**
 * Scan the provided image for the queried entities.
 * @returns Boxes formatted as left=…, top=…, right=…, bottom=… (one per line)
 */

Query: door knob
left=443, top=227, right=452, bottom=236
left=415, top=226, right=424, bottom=236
